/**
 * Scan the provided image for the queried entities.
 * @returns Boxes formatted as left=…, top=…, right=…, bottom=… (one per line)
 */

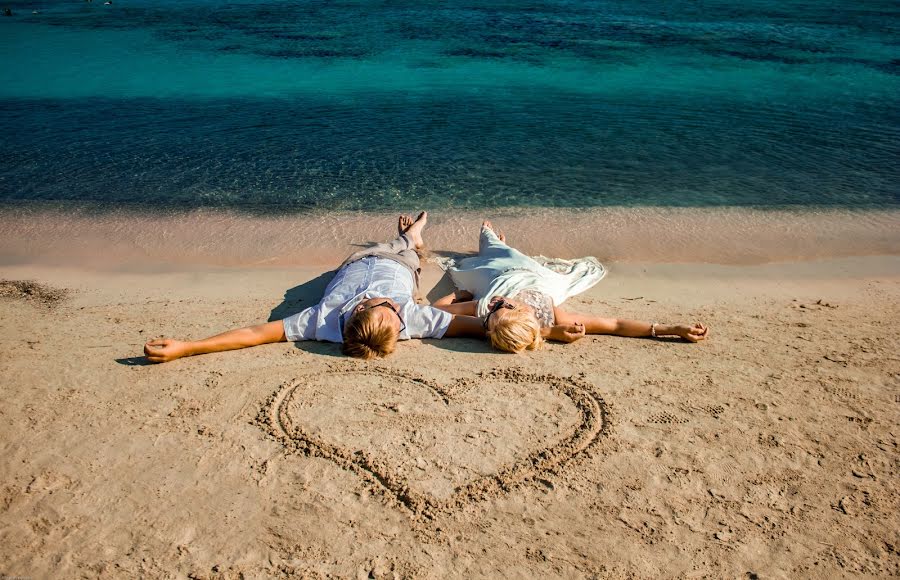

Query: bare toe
left=482, top=220, right=505, bottom=241
left=398, top=215, right=413, bottom=235
left=406, top=211, right=428, bottom=248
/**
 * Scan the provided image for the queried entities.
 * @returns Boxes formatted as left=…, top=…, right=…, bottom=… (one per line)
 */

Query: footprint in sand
left=824, top=384, right=860, bottom=401
left=646, top=411, right=689, bottom=425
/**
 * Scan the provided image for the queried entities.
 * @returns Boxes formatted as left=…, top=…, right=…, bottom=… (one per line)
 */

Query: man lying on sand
left=144, top=211, right=485, bottom=362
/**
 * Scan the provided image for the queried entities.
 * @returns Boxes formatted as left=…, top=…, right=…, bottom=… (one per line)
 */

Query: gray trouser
left=339, top=233, right=422, bottom=293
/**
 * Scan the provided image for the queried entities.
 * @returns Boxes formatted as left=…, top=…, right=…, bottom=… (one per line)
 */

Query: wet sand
left=2, top=206, right=899, bottom=270
left=1, top=210, right=899, bottom=578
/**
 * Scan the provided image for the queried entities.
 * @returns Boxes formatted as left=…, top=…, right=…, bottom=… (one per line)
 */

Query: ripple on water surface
left=0, top=0, right=898, bottom=209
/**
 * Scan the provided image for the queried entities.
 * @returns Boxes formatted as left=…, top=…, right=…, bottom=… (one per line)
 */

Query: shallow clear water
left=1, top=0, right=898, bottom=210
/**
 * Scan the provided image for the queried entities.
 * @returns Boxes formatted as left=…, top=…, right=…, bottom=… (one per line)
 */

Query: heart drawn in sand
left=258, top=366, right=609, bottom=519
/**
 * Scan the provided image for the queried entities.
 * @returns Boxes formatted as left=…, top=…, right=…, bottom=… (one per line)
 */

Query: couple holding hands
left=144, top=211, right=707, bottom=363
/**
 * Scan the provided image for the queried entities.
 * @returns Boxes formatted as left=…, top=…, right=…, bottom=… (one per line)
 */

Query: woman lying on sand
left=432, top=221, right=708, bottom=353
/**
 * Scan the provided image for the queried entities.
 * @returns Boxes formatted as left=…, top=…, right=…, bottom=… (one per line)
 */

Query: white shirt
left=282, top=256, right=452, bottom=343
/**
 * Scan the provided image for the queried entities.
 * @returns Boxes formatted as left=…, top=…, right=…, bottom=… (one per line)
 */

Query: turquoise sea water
left=1, top=0, right=898, bottom=210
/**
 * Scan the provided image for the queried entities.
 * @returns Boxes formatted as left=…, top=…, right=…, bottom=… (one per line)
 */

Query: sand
left=2, top=206, right=900, bottom=269
left=1, top=212, right=899, bottom=578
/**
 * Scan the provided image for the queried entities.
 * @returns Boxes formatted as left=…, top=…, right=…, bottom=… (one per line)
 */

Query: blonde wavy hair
left=342, top=308, right=399, bottom=359
left=487, top=308, right=543, bottom=353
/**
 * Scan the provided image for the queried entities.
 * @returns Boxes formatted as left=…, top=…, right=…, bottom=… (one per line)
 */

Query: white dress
left=447, top=227, right=606, bottom=323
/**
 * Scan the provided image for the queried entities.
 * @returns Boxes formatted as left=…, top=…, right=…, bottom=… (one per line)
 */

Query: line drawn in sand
left=257, top=365, right=611, bottom=521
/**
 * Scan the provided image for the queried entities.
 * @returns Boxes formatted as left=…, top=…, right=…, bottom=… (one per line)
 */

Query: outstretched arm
left=554, top=308, right=708, bottom=342
left=432, top=291, right=477, bottom=316
left=442, top=314, right=486, bottom=338
left=143, top=320, right=288, bottom=363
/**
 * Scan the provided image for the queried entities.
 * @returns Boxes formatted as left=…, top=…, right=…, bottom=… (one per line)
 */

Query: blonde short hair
left=487, top=308, right=543, bottom=353
left=342, top=308, right=398, bottom=359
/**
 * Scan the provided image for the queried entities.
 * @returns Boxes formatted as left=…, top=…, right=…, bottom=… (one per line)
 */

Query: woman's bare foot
left=482, top=220, right=506, bottom=243
left=398, top=214, right=413, bottom=236
left=405, top=211, right=428, bottom=249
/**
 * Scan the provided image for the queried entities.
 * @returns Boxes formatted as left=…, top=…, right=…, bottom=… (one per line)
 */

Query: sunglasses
left=363, top=300, right=406, bottom=334
left=483, top=298, right=515, bottom=329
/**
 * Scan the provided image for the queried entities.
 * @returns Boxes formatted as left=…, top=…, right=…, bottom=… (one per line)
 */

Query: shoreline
left=2, top=206, right=899, bottom=272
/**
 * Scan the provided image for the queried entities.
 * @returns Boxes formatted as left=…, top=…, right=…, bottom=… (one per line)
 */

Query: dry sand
left=1, top=214, right=899, bottom=578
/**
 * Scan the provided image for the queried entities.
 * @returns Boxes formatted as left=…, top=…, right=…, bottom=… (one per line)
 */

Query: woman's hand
left=547, top=322, right=586, bottom=343
left=673, top=323, right=708, bottom=342
left=144, top=338, right=191, bottom=363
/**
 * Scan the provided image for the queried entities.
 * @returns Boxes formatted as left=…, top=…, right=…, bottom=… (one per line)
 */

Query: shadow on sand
left=289, top=340, right=346, bottom=358
left=421, top=337, right=496, bottom=355
left=267, top=269, right=337, bottom=322
left=115, top=356, right=156, bottom=366
left=423, top=249, right=472, bottom=304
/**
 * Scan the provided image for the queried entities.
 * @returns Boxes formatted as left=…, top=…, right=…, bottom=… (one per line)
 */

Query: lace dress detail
left=514, top=289, right=555, bottom=329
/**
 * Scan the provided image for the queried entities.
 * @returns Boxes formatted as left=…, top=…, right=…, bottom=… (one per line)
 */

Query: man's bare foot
left=398, top=214, right=413, bottom=236
left=482, top=220, right=506, bottom=242
left=405, top=211, right=428, bottom=249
